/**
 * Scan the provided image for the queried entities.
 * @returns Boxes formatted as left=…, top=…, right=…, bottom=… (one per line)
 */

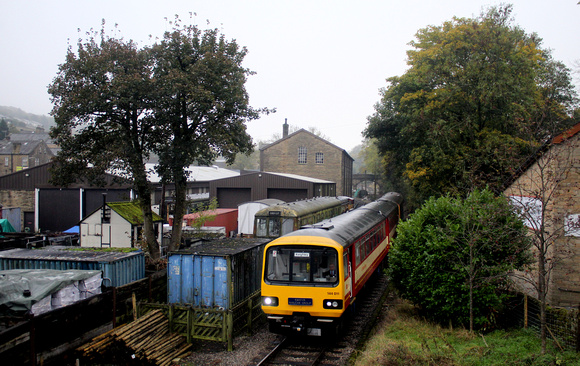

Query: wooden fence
left=139, top=289, right=264, bottom=351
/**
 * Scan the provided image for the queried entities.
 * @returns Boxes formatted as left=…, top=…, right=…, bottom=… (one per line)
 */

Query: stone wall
left=261, top=130, right=351, bottom=196
left=0, top=190, right=34, bottom=231
left=504, top=133, right=580, bottom=307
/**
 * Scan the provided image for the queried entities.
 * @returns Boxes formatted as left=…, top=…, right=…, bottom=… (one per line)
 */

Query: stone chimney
left=283, top=118, right=289, bottom=138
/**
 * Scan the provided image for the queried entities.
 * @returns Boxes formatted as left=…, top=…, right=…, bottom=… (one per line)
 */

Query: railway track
left=253, top=271, right=390, bottom=366
left=255, top=336, right=327, bottom=366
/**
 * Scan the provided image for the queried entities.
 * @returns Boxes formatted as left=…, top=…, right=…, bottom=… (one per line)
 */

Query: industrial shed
left=0, top=162, right=132, bottom=233
left=209, top=172, right=336, bottom=208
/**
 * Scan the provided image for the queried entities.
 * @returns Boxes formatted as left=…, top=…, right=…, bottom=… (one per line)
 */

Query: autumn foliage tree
left=364, top=5, right=577, bottom=209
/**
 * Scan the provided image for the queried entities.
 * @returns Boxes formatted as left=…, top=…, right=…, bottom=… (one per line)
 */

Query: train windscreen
left=264, top=246, right=339, bottom=285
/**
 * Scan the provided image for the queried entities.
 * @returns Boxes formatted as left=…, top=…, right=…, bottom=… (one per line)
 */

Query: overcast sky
left=1, top=1, right=578, bottom=151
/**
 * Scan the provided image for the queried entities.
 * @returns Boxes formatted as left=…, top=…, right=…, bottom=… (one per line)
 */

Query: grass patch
left=353, top=300, right=580, bottom=366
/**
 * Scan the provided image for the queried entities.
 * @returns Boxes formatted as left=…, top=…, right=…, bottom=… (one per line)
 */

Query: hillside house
left=260, top=120, right=353, bottom=196
left=0, top=139, right=53, bottom=176
left=9, top=127, right=59, bottom=155
left=504, top=123, right=580, bottom=307
left=80, top=202, right=163, bottom=251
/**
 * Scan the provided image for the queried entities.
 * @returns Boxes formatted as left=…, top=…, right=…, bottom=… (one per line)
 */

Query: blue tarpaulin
left=64, top=226, right=79, bottom=234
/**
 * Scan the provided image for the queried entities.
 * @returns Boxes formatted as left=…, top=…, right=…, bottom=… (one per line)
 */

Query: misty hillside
left=0, top=106, right=54, bottom=131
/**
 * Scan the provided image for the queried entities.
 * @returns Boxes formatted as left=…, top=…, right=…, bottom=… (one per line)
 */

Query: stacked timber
left=78, top=309, right=192, bottom=366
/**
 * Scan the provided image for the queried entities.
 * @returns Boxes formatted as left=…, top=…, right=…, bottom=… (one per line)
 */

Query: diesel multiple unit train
left=254, top=196, right=352, bottom=239
left=261, top=192, right=403, bottom=336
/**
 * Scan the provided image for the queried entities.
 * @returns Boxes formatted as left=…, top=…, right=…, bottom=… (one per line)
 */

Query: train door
left=343, top=248, right=353, bottom=300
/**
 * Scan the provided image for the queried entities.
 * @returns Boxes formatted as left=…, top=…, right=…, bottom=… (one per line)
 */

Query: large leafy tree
left=149, top=20, right=270, bottom=251
left=49, top=19, right=269, bottom=257
left=389, top=189, right=531, bottom=329
left=365, top=5, right=577, bottom=208
left=48, top=31, right=162, bottom=258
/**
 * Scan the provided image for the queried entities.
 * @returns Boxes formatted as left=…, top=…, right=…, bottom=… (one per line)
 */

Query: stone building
left=259, top=121, right=353, bottom=196
left=504, top=123, right=580, bottom=307
left=0, top=139, right=54, bottom=176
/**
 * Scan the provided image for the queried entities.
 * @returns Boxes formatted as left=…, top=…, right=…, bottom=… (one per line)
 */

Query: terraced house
left=0, top=139, right=54, bottom=176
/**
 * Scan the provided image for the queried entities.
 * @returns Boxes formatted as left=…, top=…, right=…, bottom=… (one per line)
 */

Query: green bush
left=389, top=189, right=531, bottom=329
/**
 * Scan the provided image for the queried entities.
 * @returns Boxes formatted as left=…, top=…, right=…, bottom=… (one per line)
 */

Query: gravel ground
left=175, top=275, right=391, bottom=366
left=176, top=326, right=279, bottom=366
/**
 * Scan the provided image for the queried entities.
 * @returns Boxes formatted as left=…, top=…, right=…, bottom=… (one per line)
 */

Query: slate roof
left=0, top=140, right=46, bottom=155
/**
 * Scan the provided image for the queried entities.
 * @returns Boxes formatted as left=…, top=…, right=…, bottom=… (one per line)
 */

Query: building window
left=315, top=152, right=324, bottom=164
left=298, top=146, right=307, bottom=164
left=22, top=157, right=28, bottom=168
left=4, top=157, right=8, bottom=166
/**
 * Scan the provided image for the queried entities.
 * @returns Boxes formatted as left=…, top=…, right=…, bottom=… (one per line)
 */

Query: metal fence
left=507, top=293, right=580, bottom=351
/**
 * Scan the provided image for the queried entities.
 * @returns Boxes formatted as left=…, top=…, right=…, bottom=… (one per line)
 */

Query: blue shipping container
left=168, top=238, right=269, bottom=309
left=0, top=247, right=145, bottom=287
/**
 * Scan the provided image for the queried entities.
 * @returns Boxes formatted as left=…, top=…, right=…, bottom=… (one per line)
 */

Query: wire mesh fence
left=505, top=293, right=580, bottom=351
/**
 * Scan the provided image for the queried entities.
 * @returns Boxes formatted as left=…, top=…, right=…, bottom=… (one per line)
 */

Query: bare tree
left=505, top=125, right=580, bottom=353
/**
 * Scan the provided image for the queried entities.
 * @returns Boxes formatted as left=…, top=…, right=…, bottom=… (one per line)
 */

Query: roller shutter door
left=217, top=188, right=251, bottom=208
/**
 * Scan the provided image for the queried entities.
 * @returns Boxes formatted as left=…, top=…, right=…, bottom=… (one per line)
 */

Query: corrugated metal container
left=168, top=238, right=270, bottom=309
left=0, top=246, right=145, bottom=287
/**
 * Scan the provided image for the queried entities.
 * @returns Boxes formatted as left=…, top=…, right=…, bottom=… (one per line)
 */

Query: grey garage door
left=217, top=188, right=251, bottom=208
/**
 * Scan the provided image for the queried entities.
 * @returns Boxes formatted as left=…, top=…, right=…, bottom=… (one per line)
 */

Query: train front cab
left=261, top=236, right=351, bottom=337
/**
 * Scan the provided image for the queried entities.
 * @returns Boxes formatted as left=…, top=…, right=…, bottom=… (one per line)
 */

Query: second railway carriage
left=254, top=196, right=352, bottom=238
left=261, top=192, right=403, bottom=336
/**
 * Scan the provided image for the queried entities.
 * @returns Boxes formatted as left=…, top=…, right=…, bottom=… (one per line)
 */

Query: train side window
left=281, top=219, right=294, bottom=236
left=268, top=218, right=281, bottom=237
left=256, top=218, right=267, bottom=237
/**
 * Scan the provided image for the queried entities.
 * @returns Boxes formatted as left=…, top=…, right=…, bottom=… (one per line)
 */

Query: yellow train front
left=261, top=192, right=403, bottom=337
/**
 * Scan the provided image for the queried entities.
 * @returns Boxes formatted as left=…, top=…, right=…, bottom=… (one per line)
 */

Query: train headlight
left=262, top=296, right=279, bottom=307
left=323, top=299, right=343, bottom=309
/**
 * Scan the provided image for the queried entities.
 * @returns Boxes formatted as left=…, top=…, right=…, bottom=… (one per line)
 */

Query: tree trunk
left=169, top=175, right=187, bottom=252
left=469, top=279, right=474, bottom=333
left=140, top=196, right=160, bottom=260
left=133, top=170, right=160, bottom=260
left=538, top=242, right=547, bottom=354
